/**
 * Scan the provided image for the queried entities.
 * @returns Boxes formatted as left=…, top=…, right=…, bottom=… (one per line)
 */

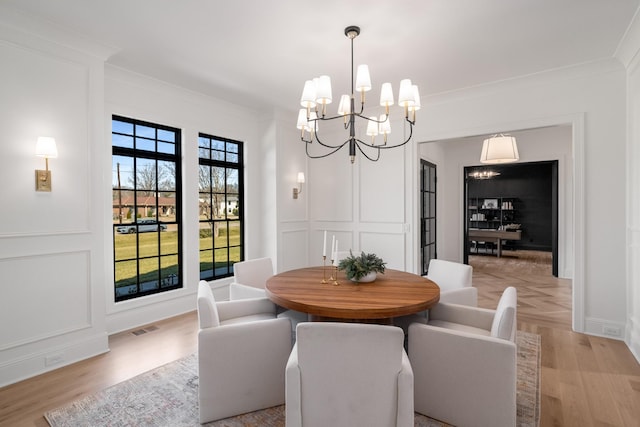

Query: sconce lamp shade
left=293, top=172, right=305, bottom=199
left=480, top=134, right=519, bottom=164
left=36, top=137, right=58, bottom=158
left=35, top=136, right=57, bottom=192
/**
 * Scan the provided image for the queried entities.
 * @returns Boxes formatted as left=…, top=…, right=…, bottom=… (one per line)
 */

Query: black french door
left=420, top=160, right=437, bottom=275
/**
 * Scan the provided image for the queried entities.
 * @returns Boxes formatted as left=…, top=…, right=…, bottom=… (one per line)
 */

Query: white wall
left=627, top=59, right=640, bottom=362
left=0, top=12, right=111, bottom=386
left=276, top=111, right=310, bottom=273
left=621, top=14, right=640, bottom=361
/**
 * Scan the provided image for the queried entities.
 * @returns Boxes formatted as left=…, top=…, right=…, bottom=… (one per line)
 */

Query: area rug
left=45, top=331, right=540, bottom=427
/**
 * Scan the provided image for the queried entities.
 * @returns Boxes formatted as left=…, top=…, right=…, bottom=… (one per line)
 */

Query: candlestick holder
left=332, top=265, right=340, bottom=286
left=329, top=258, right=336, bottom=281
left=321, top=255, right=328, bottom=283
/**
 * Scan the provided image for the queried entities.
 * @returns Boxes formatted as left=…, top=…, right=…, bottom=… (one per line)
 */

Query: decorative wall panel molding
left=0, top=251, right=91, bottom=351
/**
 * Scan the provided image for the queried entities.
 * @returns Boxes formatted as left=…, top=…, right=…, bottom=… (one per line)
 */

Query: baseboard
left=0, top=332, right=108, bottom=388
left=106, top=293, right=196, bottom=335
left=106, top=280, right=232, bottom=335
left=626, top=315, right=640, bottom=364
left=584, top=317, right=626, bottom=341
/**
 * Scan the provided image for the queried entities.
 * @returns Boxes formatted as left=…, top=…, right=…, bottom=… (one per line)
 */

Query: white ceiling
left=3, top=0, right=639, bottom=113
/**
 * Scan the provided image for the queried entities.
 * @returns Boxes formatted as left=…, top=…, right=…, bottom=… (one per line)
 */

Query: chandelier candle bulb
left=338, top=94, right=351, bottom=119
left=355, top=64, right=371, bottom=92
left=367, top=117, right=379, bottom=143
left=297, top=109, right=309, bottom=136
left=309, top=111, right=318, bottom=133
left=380, top=82, right=394, bottom=115
left=379, top=114, right=391, bottom=144
left=300, top=80, right=317, bottom=109
left=355, top=64, right=371, bottom=103
left=398, top=79, right=414, bottom=107
left=409, top=85, right=421, bottom=122
left=315, top=75, right=332, bottom=116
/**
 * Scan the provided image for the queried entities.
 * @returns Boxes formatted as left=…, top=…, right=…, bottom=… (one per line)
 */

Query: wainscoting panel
left=280, top=229, right=309, bottom=272
left=359, top=145, right=406, bottom=223
left=0, top=251, right=91, bottom=351
left=360, top=231, right=406, bottom=271
left=308, top=151, right=354, bottom=222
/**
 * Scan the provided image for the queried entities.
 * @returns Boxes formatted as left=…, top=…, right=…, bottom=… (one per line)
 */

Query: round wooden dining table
left=265, top=266, right=440, bottom=322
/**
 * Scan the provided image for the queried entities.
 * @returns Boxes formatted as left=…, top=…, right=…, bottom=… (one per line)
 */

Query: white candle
left=331, top=235, right=336, bottom=260
left=334, top=240, right=339, bottom=264
left=323, top=230, right=327, bottom=257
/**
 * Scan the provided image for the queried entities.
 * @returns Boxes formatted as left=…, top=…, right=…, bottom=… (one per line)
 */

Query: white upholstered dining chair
left=395, top=258, right=476, bottom=332
left=408, top=286, right=518, bottom=427
left=197, top=280, right=292, bottom=423
left=286, top=322, right=414, bottom=427
left=229, top=256, right=274, bottom=300
left=229, top=257, right=309, bottom=327
left=426, top=258, right=476, bottom=305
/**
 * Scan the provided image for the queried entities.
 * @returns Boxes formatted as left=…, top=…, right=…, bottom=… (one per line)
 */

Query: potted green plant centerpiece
left=338, top=251, right=386, bottom=283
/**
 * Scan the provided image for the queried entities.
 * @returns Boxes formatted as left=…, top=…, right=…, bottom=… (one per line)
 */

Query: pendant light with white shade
left=480, top=134, right=519, bottom=164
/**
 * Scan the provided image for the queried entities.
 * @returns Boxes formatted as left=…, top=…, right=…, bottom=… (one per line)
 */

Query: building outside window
left=198, top=133, right=244, bottom=280
left=112, top=115, right=182, bottom=301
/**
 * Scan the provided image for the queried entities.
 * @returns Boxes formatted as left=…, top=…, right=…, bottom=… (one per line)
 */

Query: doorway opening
left=463, top=161, right=559, bottom=277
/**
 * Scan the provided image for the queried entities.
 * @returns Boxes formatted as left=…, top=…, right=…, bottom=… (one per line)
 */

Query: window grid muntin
left=198, top=133, right=244, bottom=281
left=112, top=115, right=182, bottom=302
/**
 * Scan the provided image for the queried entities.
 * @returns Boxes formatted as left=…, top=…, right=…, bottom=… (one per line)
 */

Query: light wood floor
left=1, top=251, right=639, bottom=426
left=470, top=250, right=640, bottom=427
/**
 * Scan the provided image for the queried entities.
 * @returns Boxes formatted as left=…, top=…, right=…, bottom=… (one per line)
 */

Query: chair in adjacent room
left=197, top=280, right=292, bottom=424
left=285, top=322, right=414, bottom=427
left=408, top=286, right=518, bottom=427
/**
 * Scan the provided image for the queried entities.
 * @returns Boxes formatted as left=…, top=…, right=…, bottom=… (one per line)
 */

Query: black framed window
left=198, top=133, right=244, bottom=280
left=112, top=115, right=182, bottom=301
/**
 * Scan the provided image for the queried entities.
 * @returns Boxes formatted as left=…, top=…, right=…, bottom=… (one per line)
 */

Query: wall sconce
left=293, top=172, right=305, bottom=199
left=35, top=136, right=58, bottom=192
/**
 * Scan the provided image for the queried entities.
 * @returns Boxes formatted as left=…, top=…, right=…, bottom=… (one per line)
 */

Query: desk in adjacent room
left=468, top=229, right=522, bottom=257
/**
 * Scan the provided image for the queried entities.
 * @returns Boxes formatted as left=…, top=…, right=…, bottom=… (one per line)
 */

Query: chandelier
left=468, top=170, right=501, bottom=180
left=296, top=26, right=420, bottom=163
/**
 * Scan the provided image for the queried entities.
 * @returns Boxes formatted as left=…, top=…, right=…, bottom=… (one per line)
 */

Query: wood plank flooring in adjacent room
left=0, top=250, right=639, bottom=426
